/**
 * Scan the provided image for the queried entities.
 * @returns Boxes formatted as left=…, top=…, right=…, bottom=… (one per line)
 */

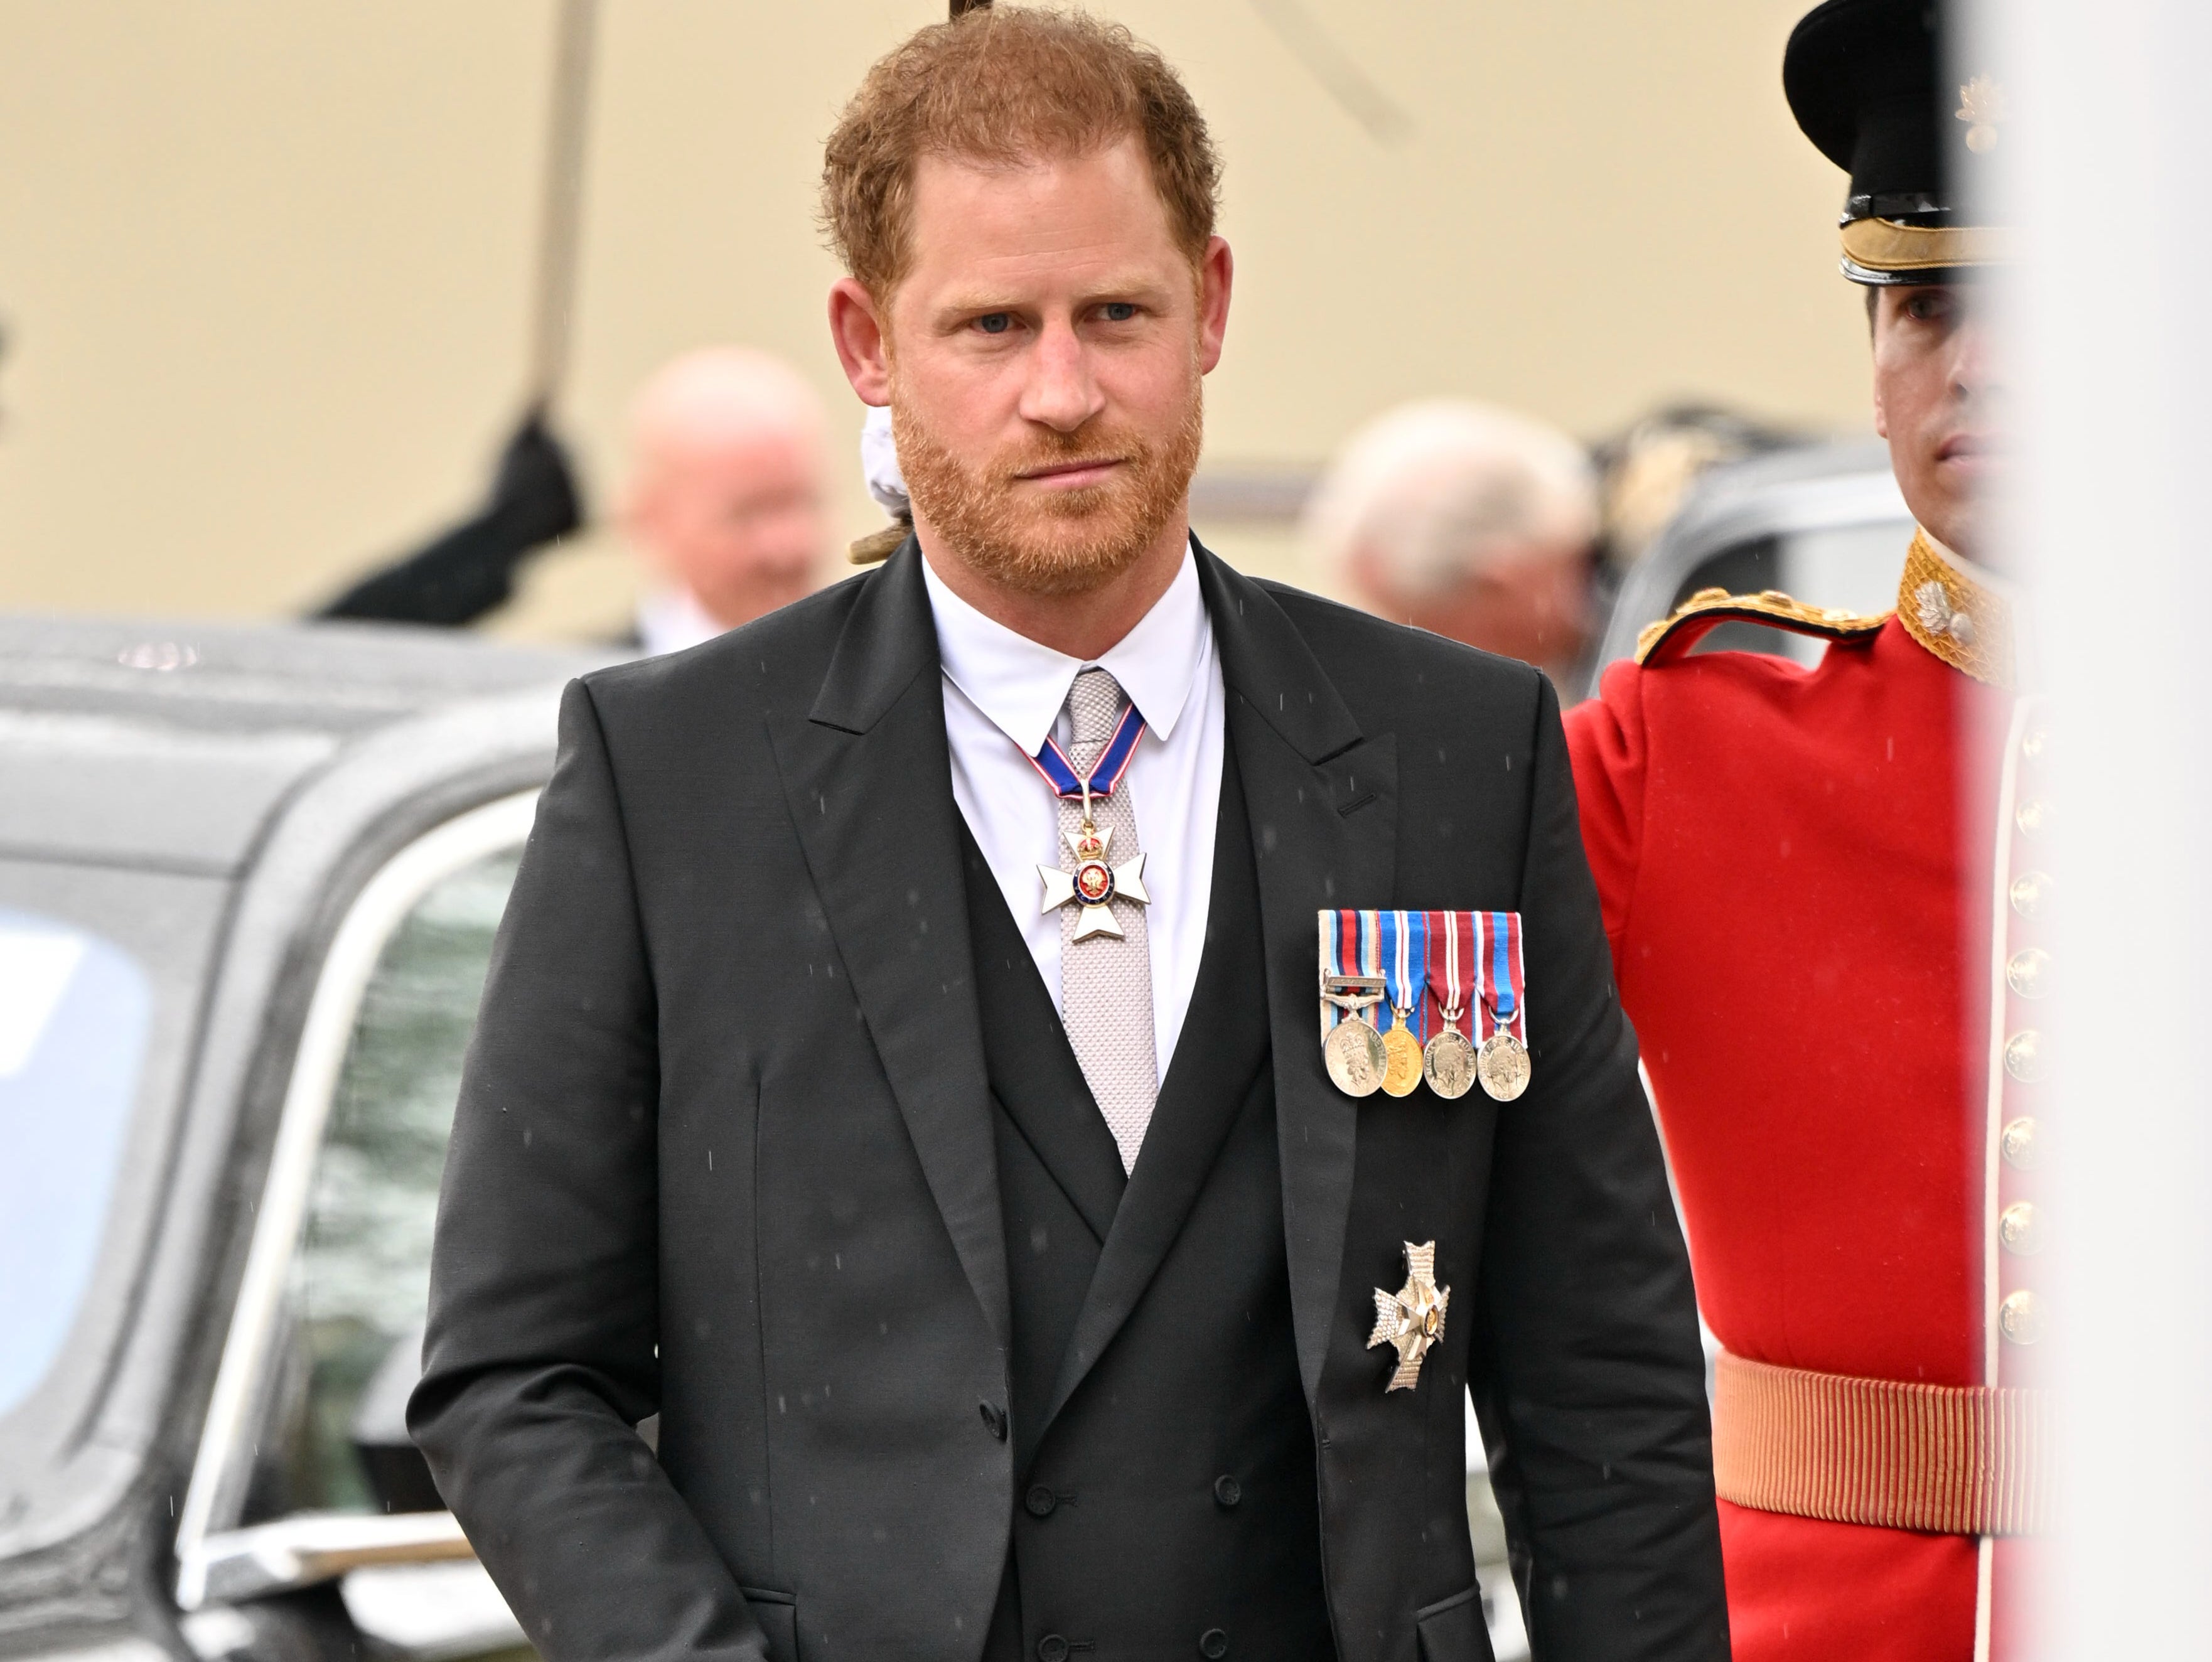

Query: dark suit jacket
left=411, top=540, right=1726, bottom=1662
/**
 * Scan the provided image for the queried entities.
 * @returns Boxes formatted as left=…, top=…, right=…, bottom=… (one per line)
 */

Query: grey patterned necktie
left=1058, top=668, right=1158, bottom=1174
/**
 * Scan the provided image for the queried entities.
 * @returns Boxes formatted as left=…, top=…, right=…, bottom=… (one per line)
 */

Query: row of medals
left=1321, top=979, right=1530, bottom=1103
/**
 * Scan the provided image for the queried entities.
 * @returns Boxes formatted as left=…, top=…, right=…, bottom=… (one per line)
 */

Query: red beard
left=891, top=377, right=1204, bottom=598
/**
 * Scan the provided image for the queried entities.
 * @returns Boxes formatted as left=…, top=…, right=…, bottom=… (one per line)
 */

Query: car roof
left=0, top=614, right=596, bottom=873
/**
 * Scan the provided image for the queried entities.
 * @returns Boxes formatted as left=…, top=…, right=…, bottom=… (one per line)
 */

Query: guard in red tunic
left=1564, top=4, right=2046, bottom=1659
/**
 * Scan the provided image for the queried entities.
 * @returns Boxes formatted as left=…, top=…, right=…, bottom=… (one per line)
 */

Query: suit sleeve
left=1560, top=657, right=1651, bottom=960
left=409, top=679, right=773, bottom=1662
left=1469, top=674, right=1726, bottom=1661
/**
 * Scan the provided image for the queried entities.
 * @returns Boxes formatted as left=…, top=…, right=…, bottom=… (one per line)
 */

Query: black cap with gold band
left=1783, top=0, right=2005, bottom=286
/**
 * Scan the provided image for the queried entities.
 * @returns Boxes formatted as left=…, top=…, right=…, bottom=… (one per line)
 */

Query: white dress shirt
left=635, top=586, right=726, bottom=657
left=923, top=544, right=1224, bottom=1085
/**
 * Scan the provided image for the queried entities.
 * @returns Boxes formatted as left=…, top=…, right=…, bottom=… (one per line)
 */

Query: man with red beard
left=412, top=11, right=1726, bottom=1661
left=1565, top=2, right=2041, bottom=1658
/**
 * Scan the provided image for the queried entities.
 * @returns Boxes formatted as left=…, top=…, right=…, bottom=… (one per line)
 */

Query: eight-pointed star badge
left=1368, top=1241, right=1450, bottom=1392
left=1038, top=820, right=1151, bottom=942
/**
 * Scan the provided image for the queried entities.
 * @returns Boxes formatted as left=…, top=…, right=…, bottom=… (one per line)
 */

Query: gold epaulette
left=1634, top=587, right=1893, bottom=667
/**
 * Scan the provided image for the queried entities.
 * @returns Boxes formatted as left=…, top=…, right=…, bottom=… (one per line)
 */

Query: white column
left=1978, top=1, right=2212, bottom=1654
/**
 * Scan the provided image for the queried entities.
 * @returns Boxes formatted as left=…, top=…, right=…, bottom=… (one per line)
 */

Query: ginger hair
left=822, top=7, right=1221, bottom=296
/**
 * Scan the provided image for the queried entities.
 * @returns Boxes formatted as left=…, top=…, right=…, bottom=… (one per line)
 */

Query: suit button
left=2000, top=1201, right=2043, bottom=1257
left=979, top=1402, right=1007, bottom=1440
left=1025, top=1484, right=1058, bottom=1518
left=1038, top=1636, right=1070, bottom=1662
left=1213, top=1475, right=1241, bottom=1508
left=2001, top=1117, right=2040, bottom=1171
left=2004, top=1030, right=2044, bottom=1083
left=2005, top=948, right=2051, bottom=1000
left=1199, top=1629, right=1230, bottom=1658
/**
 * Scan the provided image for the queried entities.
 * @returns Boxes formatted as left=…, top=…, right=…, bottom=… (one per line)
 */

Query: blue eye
left=976, top=313, right=1012, bottom=335
left=1102, top=303, right=1137, bottom=322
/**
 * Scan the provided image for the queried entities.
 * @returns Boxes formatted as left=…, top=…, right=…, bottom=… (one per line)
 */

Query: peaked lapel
left=1196, top=545, right=1398, bottom=1402
left=1039, top=754, right=1267, bottom=1435
left=766, top=542, right=1011, bottom=1353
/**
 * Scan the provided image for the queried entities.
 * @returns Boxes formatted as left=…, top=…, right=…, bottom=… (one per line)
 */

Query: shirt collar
left=921, top=540, right=1211, bottom=758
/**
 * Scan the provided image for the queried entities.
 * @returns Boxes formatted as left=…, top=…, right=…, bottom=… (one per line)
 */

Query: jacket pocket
left=1415, top=1584, right=1493, bottom=1662
left=741, top=1587, right=798, bottom=1662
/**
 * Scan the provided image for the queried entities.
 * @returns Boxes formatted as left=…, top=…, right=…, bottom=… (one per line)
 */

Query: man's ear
left=1196, top=236, right=1233, bottom=377
left=828, top=277, right=893, bottom=406
left=1866, top=286, right=1890, bottom=439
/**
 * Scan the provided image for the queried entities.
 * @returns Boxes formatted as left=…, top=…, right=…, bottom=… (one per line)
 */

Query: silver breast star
left=1368, top=1241, right=1450, bottom=1392
left=1038, top=820, right=1151, bottom=942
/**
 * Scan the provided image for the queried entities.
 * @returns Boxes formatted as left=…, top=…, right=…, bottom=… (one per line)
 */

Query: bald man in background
left=623, top=345, right=833, bottom=655
left=1307, top=399, right=1601, bottom=694
left=323, top=345, right=832, bottom=648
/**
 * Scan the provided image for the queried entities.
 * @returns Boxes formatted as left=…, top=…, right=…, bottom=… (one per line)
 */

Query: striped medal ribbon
left=1421, top=911, right=1478, bottom=1100
left=1376, top=910, right=1428, bottom=1097
left=1472, top=911, right=1531, bottom=1101
left=1319, top=909, right=1387, bottom=1097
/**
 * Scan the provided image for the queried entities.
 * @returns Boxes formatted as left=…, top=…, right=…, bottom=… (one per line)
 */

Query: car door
left=173, top=793, right=539, bottom=1662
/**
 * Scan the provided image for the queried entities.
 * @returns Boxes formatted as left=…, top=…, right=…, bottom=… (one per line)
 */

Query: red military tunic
left=1564, top=532, right=2048, bottom=1661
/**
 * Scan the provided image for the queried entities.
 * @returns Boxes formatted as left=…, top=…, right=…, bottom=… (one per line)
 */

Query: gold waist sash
left=1712, top=1350, right=2051, bottom=1536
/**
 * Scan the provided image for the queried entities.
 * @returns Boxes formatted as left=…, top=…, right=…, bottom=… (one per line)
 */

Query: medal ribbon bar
left=1425, top=911, right=1474, bottom=1043
left=1319, top=909, right=1385, bottom=1012
left=1378, top=909, right=1428, bottom=1038
left=1472, top=911, right=1527, bottom=1043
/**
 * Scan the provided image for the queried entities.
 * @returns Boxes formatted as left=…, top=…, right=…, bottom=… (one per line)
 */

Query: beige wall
left=0, top=0, right=1876, bottom=637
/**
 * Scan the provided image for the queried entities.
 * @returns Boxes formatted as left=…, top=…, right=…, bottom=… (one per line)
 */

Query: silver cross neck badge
left=1039, top=807, right=1151, bottom=941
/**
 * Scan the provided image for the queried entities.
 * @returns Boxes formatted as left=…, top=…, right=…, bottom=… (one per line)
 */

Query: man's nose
left=1952, top=312, right=1997, bottom=402
left=1018, top=317, right=1107, bottom=434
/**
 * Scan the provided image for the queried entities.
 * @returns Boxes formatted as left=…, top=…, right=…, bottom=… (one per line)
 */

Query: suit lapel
left=1198, top=547, right=1397, bottom=1402
left=766, top=542, right=1011, bottom=1352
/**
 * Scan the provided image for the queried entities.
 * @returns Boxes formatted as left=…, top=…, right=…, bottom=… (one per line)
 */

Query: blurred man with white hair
left=624, top=345, right=832, bottom=655
left=1307, top=398, right=1600, bottom=690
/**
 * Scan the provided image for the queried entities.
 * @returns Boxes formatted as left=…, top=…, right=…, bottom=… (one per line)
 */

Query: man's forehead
left=905, top=139, right=1174, bottom=267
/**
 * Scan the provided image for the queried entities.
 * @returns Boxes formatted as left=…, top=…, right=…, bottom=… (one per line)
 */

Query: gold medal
left=1477, top=1031, right=1530, bottom=1102
left=1324, top=1017, right=1388, bottom=1097
left=1422, top=1027, right=1476, bottom=1100
left=1380, top=1023, right=1424, bottom=1097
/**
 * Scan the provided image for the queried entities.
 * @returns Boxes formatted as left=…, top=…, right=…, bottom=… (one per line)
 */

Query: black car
left=0, top=617, right=589, bottom=1662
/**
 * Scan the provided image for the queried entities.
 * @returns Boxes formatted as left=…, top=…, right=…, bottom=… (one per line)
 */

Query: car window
left=0, top=913, right=153, bottom=1420
left=243, top=848, right=520, bottom=1521
left=1667, top=519, right=1911, bottom=665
